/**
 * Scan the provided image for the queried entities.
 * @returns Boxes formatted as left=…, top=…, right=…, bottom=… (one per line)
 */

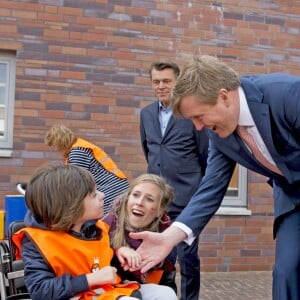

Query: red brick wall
left=200, top=171, right=275, bottom=271
left=0, top=0, right=299, bottom=271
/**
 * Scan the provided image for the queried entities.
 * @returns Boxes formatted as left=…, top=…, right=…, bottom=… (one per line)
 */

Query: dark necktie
left=236, top=126, right=282, bottom=175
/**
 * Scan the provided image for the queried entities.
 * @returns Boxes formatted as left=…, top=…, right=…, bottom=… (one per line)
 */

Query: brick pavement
left=176, top=271, right=272, bottom=300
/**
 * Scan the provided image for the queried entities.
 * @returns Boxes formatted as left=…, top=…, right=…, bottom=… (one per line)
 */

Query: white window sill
left=0, top=149, right=12, bottom=157
left=216, top=207, right=252, bottom=216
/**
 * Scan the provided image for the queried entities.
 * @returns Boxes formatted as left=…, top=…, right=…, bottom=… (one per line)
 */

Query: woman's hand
left=116, top=246, right=141, bottom=270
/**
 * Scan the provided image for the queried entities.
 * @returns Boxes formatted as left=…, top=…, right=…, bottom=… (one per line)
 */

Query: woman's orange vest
left=69, top=138, right=126, bottom=179
left=13, top=221, right=139, bottom=300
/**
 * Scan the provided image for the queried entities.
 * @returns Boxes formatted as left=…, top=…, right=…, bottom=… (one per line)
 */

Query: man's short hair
left=149, top=62, right=180, bottom=79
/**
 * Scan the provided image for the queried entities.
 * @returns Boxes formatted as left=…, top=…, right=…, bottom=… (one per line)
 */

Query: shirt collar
left=238, top=86, right=255, bottom=127
left=159, top=101, right=172, bottom=112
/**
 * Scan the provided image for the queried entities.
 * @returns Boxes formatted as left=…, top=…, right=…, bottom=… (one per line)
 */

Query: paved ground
left=176, top=271, right=272, bottom=300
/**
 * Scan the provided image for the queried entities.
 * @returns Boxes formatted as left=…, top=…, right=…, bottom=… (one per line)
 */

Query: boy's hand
left=87, top=266, right=117, bottom=286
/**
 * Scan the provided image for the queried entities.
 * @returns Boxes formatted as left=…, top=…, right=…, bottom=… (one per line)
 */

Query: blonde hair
left=172, top=55, right=240, bottom=117
left=44, top=125, right=77, bottom=157
left=110, top=174, right=174, bottom=248
left=25, top=164, right=95, bottom=231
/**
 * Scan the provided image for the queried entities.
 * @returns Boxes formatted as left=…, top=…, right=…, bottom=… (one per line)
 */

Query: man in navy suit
left=133, top=56, right=300, bottom=300
left=140, top=61, right=208, bottom=300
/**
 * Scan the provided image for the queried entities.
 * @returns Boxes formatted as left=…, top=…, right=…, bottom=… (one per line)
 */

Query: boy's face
left=126, top=182, right=162, bottom=229
left=82, top=189, right=104, bottom=221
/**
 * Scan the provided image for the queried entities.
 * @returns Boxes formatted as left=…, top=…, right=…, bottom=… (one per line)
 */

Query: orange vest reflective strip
left=12, top=221, right=139, bottom=300
left=70, top=138, right=126, bottom=179
left=146, top=269, right=164, bottom=284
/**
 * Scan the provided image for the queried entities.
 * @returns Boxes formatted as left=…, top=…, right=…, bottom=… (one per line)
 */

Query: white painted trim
left=0, top=149, right=12, bottom=157
left=216, top=206, right=252, bottom=216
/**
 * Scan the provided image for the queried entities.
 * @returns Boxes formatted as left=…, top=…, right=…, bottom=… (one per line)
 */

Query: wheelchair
left=0, top=184, right=30, bottom=300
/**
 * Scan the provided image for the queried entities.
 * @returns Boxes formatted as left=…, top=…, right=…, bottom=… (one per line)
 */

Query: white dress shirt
left=238, top=86, right=277, bottom=166
left=158, top=102, right=172, bottom=136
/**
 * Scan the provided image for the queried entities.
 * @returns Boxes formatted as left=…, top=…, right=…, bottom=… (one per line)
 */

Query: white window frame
left=0, top=52, right=16, bottom=152
left=217, top=165, right=251, bottom=216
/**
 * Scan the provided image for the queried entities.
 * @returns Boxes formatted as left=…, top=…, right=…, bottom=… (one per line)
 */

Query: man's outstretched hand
left=129, top=226, right=187, bottom=273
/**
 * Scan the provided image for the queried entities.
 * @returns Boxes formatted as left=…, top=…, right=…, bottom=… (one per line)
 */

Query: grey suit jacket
left=140, top=101, right=208, bottom=209
left=176, top=73, right=300, bottom=236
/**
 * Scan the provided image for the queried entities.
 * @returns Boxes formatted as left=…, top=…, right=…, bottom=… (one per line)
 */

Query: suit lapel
left=242, top=78, right=280, bottom=161
left=162, top=115, right=175, bottom=139
left=248, top=100, right=278, bottom=160
left=243, top=80, right=286, bottom=175
left=150, top=102, right=163, bottom=139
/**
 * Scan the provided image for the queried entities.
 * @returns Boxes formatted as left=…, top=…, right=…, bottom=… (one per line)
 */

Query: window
left=218, top=164, right=251, bottom=215
left=0, top=52, right=16, bottom=151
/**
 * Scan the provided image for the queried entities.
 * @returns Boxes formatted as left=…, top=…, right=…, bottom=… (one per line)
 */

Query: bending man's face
left=179, top=90, right=239, bottom=138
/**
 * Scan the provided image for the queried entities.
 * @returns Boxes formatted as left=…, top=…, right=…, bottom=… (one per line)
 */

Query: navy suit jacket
left=140, top=101, right=208, bottom=208
left=176, top=73, right=300, bottom=236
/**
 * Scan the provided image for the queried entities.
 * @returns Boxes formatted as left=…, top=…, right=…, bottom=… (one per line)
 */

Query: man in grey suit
left=133, top=56, right=300, bottom=300
left=140, top=62, right=208, bottom=300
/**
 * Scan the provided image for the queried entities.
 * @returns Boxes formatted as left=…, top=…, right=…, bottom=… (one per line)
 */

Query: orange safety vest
left=146, top=269, right=164, bottom=284
left=69, top=138, right=126, bottom=179
left=13, top=221, right=139, bottom=300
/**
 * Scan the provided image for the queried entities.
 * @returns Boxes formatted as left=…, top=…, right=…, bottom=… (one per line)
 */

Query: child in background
left=45, top=125, right=129, bottom=215
left=103, top=174, right=177, bottom=293
left=12, top=164, right=177, bottom=300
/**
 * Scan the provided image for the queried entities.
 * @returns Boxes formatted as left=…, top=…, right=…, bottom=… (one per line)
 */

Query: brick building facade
left=0, top=0, right=299, bottom=271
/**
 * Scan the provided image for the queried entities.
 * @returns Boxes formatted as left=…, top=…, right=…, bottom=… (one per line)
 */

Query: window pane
left=0, top=53, right=15, bottom=148
left=229, top=165, right=239, bottom=189
left=0, top=102, right=4, bottom=136
left=226, top=165, right=239, bottom=197
left=0, top=81, right=5, bottom=136
left=0, top=63, right=7, bottom=83
left=0, top=87, right=5, bottom=105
